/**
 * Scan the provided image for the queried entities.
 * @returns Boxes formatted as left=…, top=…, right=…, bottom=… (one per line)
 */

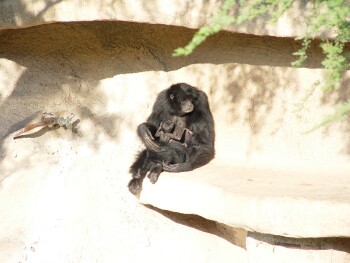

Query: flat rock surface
left=140, top=161, right=350, bottom=238
left=0, top=154, right=247, bottom=263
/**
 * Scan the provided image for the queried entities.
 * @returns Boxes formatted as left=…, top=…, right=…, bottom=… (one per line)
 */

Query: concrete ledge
left=140, top=161, right=350, bottom=238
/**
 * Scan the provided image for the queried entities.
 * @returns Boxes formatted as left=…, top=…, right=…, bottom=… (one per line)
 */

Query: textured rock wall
left=1, top=21, right=349, bottom=173
left=0, top=3, right=349, bottom=263
left=0, top=0, right=310, bottom=37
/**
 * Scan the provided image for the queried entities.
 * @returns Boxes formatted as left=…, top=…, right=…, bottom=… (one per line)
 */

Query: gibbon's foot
left=128, top=178, right=143, bottom=195
left=148, top=170, right=160, bottom=184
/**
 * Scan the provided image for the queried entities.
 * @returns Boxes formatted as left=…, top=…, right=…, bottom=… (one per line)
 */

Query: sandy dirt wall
left=0, top=20, right=349, bottom=262
left=0, top=21, right=349, bottom=172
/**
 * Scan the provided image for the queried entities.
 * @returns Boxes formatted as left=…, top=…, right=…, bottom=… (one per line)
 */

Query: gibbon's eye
left=170, top=93, right=175, bottom=100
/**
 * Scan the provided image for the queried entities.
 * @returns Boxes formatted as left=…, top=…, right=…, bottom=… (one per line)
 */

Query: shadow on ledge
left=145, top=204, right=247, bottom=250
left=248, top=232, right=350, bottom=253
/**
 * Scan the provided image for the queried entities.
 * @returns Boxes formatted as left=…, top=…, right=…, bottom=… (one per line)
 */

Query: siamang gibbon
left=128, top=83, right=215, bottom=195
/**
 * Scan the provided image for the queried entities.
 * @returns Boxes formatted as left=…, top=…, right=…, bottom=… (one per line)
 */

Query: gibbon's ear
left=170, top=93, right=175, bottom=100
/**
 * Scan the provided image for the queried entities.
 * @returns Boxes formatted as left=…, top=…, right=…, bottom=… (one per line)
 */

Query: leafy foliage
left=173, top=0, right=235, bottom=56
left=173, top=0, right=294, bottom=56
left=295, top=0, right=350, bottom=92
left=174, top=0, right=350, bottom=128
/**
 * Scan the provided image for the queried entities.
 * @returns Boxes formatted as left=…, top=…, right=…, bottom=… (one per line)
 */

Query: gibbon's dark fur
left=128, top=83, right=215, bottom=195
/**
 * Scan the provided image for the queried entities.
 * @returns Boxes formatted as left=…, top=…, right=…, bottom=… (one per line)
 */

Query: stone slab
left=0, top=155, right=247, bottom=263
left=140, top=161, right=350, bottom=238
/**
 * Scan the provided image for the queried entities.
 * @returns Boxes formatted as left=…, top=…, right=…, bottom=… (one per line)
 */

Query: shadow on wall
left=342, top=76, right=350, bottom=155
left=320, top=74, right=350, bottom=155
left=226, top=65, right=292, bottom=135
left=188, top=63, right=294, bottom=136
left=0, top=0, right=60, bottom=26
left=0, top=66, right=126, bottom=146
